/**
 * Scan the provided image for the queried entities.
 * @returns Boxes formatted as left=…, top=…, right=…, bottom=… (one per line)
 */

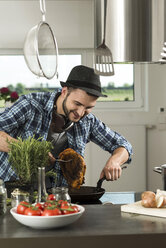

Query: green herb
left=7, top=136, right=53, bottom=184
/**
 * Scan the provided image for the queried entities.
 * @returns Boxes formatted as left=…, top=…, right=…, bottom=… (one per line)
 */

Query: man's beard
left=62, top=96, right=86, bottom=121
left=62, top=96, right=70, bottom=119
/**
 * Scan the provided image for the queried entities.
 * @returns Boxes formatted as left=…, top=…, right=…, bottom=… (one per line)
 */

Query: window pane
left=0, top=55, right=81, bottom=88
left=0, top=54, right=81, bottom=107
left=99, top=64, right=134, bottom=102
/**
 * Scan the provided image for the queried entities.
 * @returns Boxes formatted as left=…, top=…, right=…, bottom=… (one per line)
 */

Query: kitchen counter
left=0, top=203, right=166, bottom=248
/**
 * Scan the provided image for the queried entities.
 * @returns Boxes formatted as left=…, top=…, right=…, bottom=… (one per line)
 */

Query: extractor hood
left=95, top=0, right=165, bottom=63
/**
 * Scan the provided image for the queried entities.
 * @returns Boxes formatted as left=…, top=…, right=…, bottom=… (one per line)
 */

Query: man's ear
left=61, top=87, right=68, bottom=97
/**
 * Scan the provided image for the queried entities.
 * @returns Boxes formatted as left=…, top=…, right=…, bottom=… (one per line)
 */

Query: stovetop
left=72, top=192, right=137, bottom=205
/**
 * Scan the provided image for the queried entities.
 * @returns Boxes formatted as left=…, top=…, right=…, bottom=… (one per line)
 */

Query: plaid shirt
left=0, top=90, right=132, bottom=186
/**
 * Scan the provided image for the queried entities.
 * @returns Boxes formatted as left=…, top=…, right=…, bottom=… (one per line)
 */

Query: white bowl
left=10, top=204, right=85, bottom=229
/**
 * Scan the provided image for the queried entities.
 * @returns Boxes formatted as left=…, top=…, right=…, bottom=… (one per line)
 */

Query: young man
left=0, top=65, right=132, bottom=186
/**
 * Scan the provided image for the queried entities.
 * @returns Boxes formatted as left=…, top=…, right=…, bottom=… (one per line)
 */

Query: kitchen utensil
left=68, top=186, right=105, bottom=203
left=68, top=164, right=128, bottom=203
left=94, top=0, right=114, bottom=76
left=160, top=42, right=166, bottom=62
left=121, top=201, right=166, bottom=218
left=153, top=164, right=166, bottom=190
left=24, top=0, right=58, bottom=79
left=96, top=176, right=106, bottom=192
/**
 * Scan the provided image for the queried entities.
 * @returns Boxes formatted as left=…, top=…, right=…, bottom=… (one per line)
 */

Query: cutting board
left=121, top=201, right=166, bottom=218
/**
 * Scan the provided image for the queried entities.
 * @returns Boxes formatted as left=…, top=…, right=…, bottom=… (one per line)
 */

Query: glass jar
left=0, top=179, right=7, bottom=215
left=52, top=187, right=71, bottom=203
left=11, top=188, right=29, bottom=208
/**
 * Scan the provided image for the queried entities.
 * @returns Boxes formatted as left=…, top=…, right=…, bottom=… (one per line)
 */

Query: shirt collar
left=44, top=88, right=61, bottom=113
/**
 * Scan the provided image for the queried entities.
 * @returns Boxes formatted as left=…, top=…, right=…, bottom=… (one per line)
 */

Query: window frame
left=95, top=63, right=147, bottom=111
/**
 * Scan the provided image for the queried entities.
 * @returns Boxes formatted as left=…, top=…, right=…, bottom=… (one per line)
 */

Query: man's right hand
left=48, top=152, right=56, bottom=164
left=0, top=131, right=17, bottom=153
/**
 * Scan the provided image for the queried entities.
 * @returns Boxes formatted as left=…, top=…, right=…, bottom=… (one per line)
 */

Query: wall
left=84, top=124, right=146, bottom=192
left=0, top=0, right=94, bottom=49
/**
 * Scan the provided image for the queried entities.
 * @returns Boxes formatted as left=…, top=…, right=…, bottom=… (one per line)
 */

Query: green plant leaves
left=7, top=136, right=53, bottom=184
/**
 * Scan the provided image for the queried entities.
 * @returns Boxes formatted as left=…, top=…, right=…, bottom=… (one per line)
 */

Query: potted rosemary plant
left=6, top=136, right=54, bottom=197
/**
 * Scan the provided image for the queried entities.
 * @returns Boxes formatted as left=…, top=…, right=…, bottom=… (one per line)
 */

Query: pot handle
left=153, top=167, right=162, bottom=174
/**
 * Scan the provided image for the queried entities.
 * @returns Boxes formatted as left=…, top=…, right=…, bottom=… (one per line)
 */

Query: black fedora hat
left=60, top=65, right=107, bottom=97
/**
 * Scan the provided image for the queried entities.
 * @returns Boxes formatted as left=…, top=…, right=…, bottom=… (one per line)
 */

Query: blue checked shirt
left=0, top=90, right=132, bottom=186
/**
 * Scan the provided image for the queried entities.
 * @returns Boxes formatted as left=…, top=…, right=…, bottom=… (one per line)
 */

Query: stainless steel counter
left=0, top=203, right=166, bottom=248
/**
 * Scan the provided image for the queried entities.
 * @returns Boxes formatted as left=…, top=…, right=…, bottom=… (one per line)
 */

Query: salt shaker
left=0, top=179, right=7, bottom=215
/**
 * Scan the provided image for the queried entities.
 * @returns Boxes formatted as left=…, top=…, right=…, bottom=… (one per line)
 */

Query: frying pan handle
left=40, top=0, right=46, bottom=21
left=96, top=176, right=106, bottom=190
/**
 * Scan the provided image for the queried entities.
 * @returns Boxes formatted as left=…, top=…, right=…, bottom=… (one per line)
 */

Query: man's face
left=61, top=88, right=98, bottom=122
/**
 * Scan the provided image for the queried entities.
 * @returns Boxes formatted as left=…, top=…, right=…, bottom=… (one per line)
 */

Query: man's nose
left=77, top=107, right=85, bottom=116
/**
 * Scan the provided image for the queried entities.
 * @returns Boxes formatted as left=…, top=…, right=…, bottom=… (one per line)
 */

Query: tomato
left=47, top=194, right=56, bottom=201
left=43, top=201, right=56, bottom=208
left=35, top=202, right=44, bottom=211
left=58, top=200, right=69, bottom=208
left=17, top=201, right=30, bottom=215
left=70, top=205, right=79, bottom=212
left=61, top=205, right=78, bottom=215
left=24, top=207, right=42, bottom=216
left=42, top=207, right=62, bottom=216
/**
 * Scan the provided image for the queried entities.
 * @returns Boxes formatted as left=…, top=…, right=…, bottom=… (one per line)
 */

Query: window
left=99, top=64, right=134, bottom=102
left=0, top=51, right=145, bottom=110
left=95, top=63, right=145, bottom=110
left=0, top=54, right=81, bottom=107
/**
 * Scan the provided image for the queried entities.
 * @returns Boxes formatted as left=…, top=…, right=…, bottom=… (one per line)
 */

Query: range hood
left=95, top=0, right=165, bottom=63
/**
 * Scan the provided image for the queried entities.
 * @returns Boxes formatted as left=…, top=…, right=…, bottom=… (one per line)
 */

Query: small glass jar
left=52, top=187, right=71, bottom=203
left=11, top=188, right=29, bottom=208
left=0, top=179, right=7, bottom=215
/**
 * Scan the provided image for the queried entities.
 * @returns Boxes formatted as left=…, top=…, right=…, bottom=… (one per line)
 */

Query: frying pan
left=69, top=186, right=105, bottom=203
left=68, top=177, right=106, bottom=204
left=68, top=166, right=127, bottom=204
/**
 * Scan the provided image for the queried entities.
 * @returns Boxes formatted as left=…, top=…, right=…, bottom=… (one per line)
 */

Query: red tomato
left=24, top=207, right=42, bottom=216
left=71, top=205, right=79, bottom=212
left=61, top=205, right=78, bottom=215
left=58, top=200, right=69, bottom=208
left=17, top=201, right=30, bottom=215
left=35, top=202, right=44, bottom=211
left=43, top=201, right=55, bottom=208
left=47, top=194, right=56, bottom=201
left=42, top=207, right=62, bottom=216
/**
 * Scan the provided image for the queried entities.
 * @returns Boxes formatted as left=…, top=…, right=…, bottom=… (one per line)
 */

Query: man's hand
left=0, top=131, right=17, bottom=153
left=100, top=147, right=129, bottom=181
left=48, top=152, right=56, bottom=164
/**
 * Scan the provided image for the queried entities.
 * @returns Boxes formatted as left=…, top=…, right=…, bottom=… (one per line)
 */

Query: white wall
left=1, top=0, right=166, bottom=192
left=0, top=0, right=94, bottom=49
left=84, top=124, right=146, bottom=192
